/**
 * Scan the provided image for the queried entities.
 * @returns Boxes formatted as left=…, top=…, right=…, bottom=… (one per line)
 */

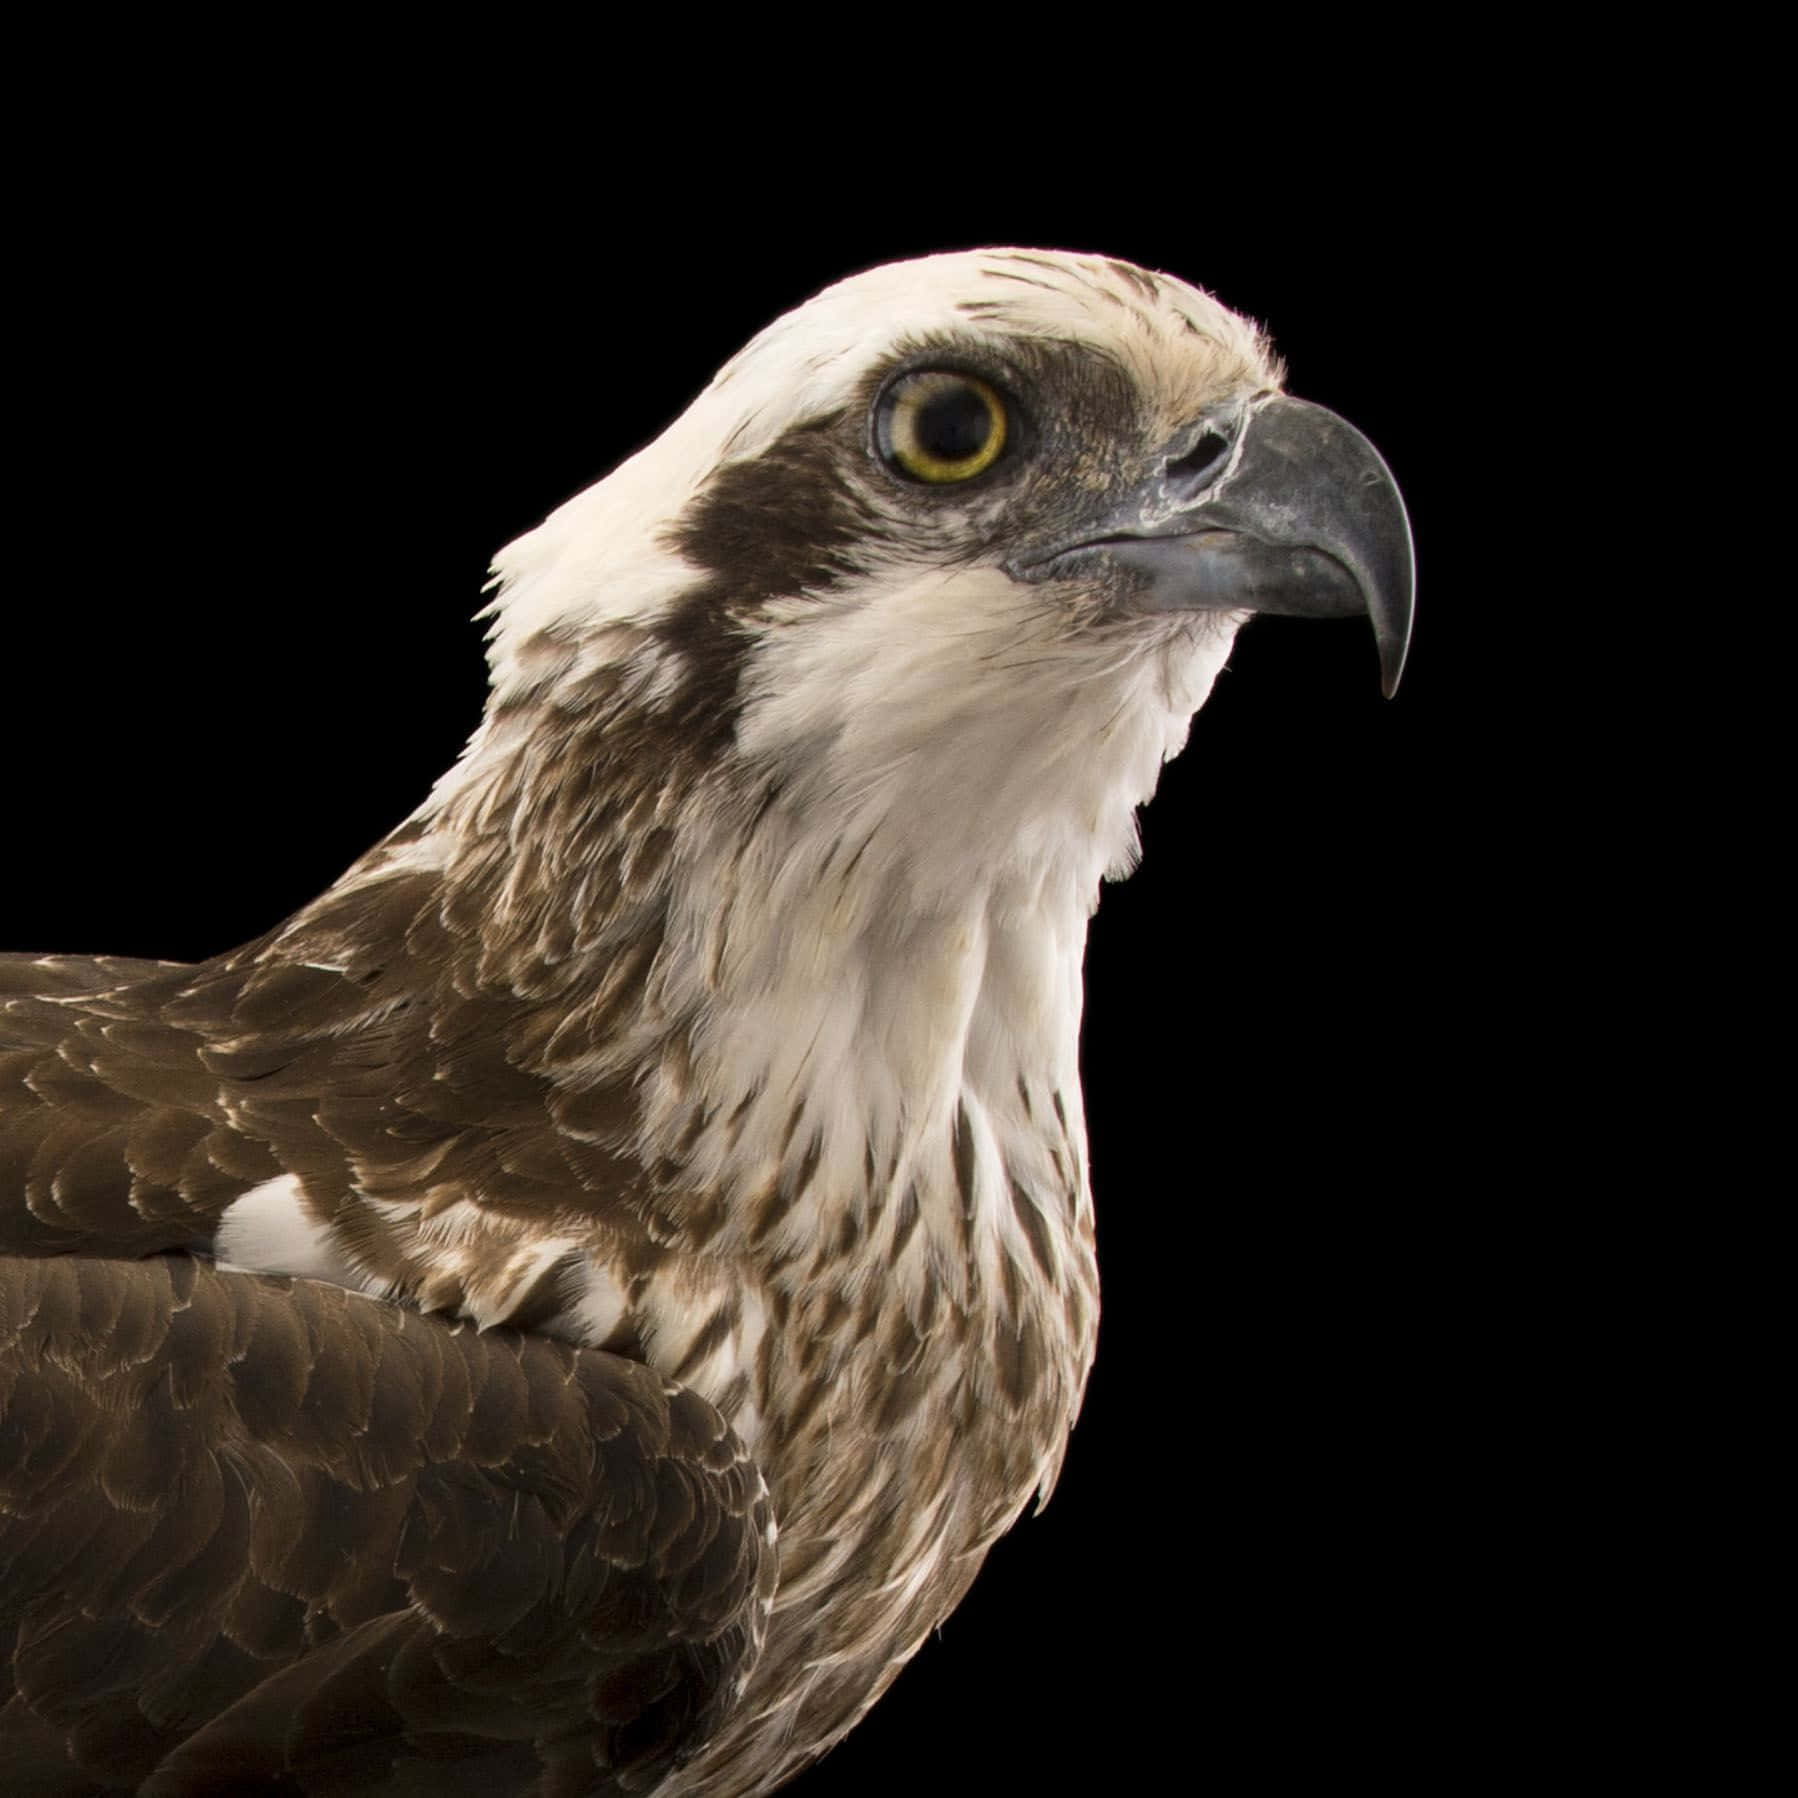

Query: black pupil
left=915, top=383, right=991, bottom=462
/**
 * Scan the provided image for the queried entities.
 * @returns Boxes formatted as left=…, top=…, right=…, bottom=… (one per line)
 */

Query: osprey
left=1, top=250, right=1412, bottom=1794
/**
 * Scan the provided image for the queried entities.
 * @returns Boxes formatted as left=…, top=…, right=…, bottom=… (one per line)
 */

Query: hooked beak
left=1018, top=395, right=1415, bottom=696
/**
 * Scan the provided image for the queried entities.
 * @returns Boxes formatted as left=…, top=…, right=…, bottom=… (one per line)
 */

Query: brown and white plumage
left=2, top=250, right=1411, bottom=1794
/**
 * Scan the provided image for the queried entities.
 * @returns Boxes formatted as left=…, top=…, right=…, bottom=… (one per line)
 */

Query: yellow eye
left=876, top=371, right=1008, bottom=484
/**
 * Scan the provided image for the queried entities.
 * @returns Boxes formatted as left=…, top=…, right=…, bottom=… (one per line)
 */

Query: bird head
left=445, top=250, right=1412, bottom=912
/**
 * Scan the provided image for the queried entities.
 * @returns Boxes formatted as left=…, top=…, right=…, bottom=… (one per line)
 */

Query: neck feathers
left=355, top=590, right=1233, bottom=1323
left=272, top=581, right=1232, bottom=1471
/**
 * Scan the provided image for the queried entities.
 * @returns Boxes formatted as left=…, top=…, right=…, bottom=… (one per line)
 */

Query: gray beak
left=1023, top=395, right=1415, bottom=695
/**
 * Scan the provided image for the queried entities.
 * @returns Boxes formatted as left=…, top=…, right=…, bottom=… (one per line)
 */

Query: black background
left=5, top=135, right=1554, bottom=1791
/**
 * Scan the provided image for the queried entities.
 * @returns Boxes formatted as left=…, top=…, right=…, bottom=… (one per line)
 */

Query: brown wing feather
left=0, top=1254, right=774, bottom=1796
left=0, top=953, right=269, bottom=1258
left=2, top=873, right=676, bottom=1321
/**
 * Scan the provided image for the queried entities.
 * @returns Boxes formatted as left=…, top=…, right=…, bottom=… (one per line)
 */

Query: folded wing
left=0, top=1255, right=774, bottom=1796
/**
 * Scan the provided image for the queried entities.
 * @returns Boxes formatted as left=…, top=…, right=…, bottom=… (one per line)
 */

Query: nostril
left=1166, top=429, right=1232, bottom=488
